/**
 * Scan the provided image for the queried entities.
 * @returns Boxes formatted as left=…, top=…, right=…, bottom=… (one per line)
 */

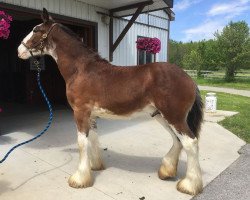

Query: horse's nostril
left=17, top=50, right=22, bottom=57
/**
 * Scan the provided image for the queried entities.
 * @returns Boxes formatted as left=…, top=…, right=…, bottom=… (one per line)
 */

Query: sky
left=170, top=0, right=250, bottom=42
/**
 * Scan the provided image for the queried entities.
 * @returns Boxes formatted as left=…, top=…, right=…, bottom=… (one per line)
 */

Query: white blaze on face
left=17, top=23, right=58, bottom=62
left=17, top=30, right=34, bottom=59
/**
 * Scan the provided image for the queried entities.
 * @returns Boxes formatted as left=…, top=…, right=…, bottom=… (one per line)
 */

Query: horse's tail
left=187, top=86, right=204, bottom=139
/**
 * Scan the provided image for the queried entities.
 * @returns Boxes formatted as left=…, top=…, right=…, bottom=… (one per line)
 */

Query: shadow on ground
left=1, top=109, right=154, bottom=150
left=0, top=180, right=12, bottom=195
left=63, top=147, right=186, bottom=178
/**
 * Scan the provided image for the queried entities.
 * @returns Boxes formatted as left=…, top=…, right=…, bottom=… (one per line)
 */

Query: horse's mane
left=59, top=24, right=82, bottom=42
left=59, top=24, right=109, bottom=64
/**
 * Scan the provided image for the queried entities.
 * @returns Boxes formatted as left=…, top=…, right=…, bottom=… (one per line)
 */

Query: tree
left=215, top=21, right=250, bottom=81
left=182, top=50, right=203, bottom=77
left=169, top=40, right=199, bottom=68
left=202, top=39, right=220, bottom=71
left=169, top=40, right=185, bottom=67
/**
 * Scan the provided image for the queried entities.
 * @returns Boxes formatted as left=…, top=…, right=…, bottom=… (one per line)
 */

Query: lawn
left=196, top=78, right=250, bottom=90
left=185, top=69, right=250, bottom=90
left=201, top=91, right=250, bottom=143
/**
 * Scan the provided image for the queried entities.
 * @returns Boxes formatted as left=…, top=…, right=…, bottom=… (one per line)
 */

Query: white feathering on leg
left=154, top=114, right=182, bottom=179
left=68, top=131, right=93, bottom=188
left=177, top=135, right=203, bottom=195
left=88, top=130, right=105, bottom=170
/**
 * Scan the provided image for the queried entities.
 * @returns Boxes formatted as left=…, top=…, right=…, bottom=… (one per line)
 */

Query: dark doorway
left=0, top=9, right=96, bottom=108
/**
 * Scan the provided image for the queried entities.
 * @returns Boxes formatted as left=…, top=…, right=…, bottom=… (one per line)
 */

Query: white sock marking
left=154, top=114, right=182, bottom=167
left=77, top=131, right=90, bottom=173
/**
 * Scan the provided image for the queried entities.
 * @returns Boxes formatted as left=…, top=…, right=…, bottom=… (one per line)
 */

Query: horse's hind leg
left=173, top=122, right=203, bottom=195
left=153, top=114, right=182, bottom=179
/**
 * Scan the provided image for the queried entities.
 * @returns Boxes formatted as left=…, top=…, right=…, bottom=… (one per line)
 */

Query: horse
left=18, top=8, right=204, bottom=195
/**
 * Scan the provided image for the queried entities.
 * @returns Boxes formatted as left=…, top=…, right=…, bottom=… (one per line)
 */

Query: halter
left=21, top=23, right=58, bottom=55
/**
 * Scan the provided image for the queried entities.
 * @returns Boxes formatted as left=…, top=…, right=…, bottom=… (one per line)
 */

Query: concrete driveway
left=0, top=108, right=245, bottom=200
left=199, top=86, right=250, bottom=97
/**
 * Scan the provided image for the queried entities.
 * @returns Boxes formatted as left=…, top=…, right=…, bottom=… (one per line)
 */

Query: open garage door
left=0, top=6, right=97, bottom=111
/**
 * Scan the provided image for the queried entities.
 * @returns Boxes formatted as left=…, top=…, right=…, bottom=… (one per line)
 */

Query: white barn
left=0, top=0, right=174, bottom=105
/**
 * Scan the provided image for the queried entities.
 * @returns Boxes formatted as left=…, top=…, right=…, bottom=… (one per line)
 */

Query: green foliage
left=169, top=39, right=199, bottom=67
left=169, top=20, right=250, bottom=82
left=201, top=40, right=220, bottom=71
left=169, top=40, right=184, bottom=66
left=169, top=39, right=219, bottom=71
left=182, top=50, right=203, bottom=76
left=215, top=21, right=250, bottom=81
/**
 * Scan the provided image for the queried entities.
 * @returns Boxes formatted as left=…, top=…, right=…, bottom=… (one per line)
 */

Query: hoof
left=68, top=171, right=93, bottom=188
left=158, top=163, right=177, bottom=180
left=176, top=178, right=203, bottom=195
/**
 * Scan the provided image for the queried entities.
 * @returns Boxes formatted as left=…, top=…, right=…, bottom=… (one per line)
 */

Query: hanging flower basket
left=136, top=37, right=161, bottom=54
left=0, top=11, right=12, bottom=39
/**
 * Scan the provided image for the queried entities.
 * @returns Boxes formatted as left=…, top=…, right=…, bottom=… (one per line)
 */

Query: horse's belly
left=91, top=105, right=156, bottom=120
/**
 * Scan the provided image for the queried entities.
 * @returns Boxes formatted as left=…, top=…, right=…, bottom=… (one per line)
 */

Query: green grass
left=201, top=91, right=250, bottom=143
left=195, top=78, right=250, bottom=90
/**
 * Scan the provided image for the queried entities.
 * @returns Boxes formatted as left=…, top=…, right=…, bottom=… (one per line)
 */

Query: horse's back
left=148, top=62, right=191, bottom=80
left=148, top=62, right=195, bottom=93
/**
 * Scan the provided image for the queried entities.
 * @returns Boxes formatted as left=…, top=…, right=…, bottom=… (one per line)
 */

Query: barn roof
left=78, top=0, right=173, bottom=17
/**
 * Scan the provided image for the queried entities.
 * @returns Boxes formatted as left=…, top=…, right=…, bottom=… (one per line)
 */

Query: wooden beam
left=109, top=12, right=114, bottom=61
left=110, top=0, right=153, bottom=13
left=111, top=5, right=145, bottom=53
left=167, top=18, right=170, bottom=62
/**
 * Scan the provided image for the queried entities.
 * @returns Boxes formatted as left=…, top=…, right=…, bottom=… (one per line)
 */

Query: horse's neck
left=51, top=32, right=86, bottom=82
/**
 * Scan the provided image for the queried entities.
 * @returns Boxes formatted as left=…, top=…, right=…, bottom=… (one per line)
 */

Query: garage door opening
left=0, top=8, right=97, bottom=117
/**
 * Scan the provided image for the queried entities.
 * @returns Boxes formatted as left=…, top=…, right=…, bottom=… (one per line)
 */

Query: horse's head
left=18, top=8, right=56, bottom=59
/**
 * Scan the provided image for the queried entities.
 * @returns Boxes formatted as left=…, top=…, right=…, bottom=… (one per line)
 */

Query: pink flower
left=0, top=10, right=12, bottom=39
left=136, top=37, right=161, bottom=54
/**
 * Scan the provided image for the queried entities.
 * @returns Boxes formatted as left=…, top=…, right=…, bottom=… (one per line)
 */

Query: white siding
left=137, top=13, right=148, bottom=24
left=112, top=18, right=168, bottom=66
left=148, top=15, right=168, bottom=29
left=2, top=0, right=109, bottom=59
left=124, top=11, right=169, bottom=30
left=151, top=10, right=169, bottom=19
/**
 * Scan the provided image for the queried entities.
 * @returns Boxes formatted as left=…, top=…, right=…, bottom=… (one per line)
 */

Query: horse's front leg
left=89, top=118, right=105, bottom=171
left=68, top=109, right=93, bottom=188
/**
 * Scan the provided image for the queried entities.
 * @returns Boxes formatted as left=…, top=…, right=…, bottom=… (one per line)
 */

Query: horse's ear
left=41, top=8, right=52, bottom=23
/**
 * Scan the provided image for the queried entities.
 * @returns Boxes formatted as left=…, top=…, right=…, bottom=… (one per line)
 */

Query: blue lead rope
left=0, top=71, right=53, bottom=163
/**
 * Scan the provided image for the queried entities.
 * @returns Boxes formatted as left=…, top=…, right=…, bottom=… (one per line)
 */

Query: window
left=138, top=50, right=156, bottom=65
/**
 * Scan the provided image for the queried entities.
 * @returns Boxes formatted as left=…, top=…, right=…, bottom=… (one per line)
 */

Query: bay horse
left=18, top=8, right=203, bottom=195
